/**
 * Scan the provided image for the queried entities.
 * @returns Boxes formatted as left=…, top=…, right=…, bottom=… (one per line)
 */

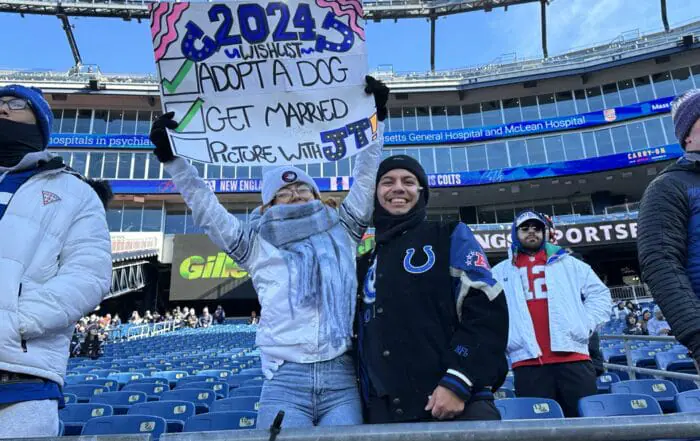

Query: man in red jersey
left=492, top=211, right=611, bottom=417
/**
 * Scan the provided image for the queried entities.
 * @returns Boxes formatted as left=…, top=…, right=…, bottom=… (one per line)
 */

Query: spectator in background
left=646, top=306, right=671, bottom=336
left=624, top=315, right=646, bottom=336
left=357, top=155, right=508, bottom=423
left=150, top=76, right=389, bottom=429
left=612, top=301, right=630, bottom=320
left=214, top=305, right=226, bottom=325
left=249, top=311, right=259, bottom=325
left=144, top=310, right=154, bottom=323
left=111, top=314, right=122, bottom=328
left=186, top=311, right=198, bottom=328
left=640, top=310, right=652, bottom=333
left=638, top=89, right=700, bottom=369
left=129, top=311, right=142, bottom=325
left=0, top=85, right=112, bottom=438
left=199, top=307, right=213, bottom=328
left=492, top=210, right=611, bottom=417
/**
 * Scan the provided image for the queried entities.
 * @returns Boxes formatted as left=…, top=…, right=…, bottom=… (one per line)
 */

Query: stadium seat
left=232, top=374, right=265, bottom=384
left=122, top=382, right=169, bottom=401
left=64, top=384, right=109, bottom=403
left=153, top=370, right=189, bottom=387
left=89, top=369, right=119, bottom=379
left=160, top=388, right=216, bottom=414
left=65, top=374, right=98, bottom=385
left=231, top=386, right=263, bottom=397
left=198, top=369, right=231, bottom=380
left=495, top=398, right=564, bottom=420
left=80, top=414, right=166, bottom=439
left=84, top=378, right=119, bottom=392
left=242, top=379, right=265, bottom=387
left=493, top=388, right=516, bottom=399
left=59, top=403, right=114, bottom=436
left=675, top=389, right=700, bottom=413
left=596, top=373, right=621, bottom=394
left=90, top=391, right=148, bottom=415
left=211, top=396, right=260, bottom=413
left=108, top=372, right=145, bottom=388
left=175, top=375, right=218, bottom=388
left=128, top=400, right=196, bottom=433
left=611, top=380, right=679, bottom=412
left=184, top=411, right=257, bottom=432
left=181, top=380, right=229, bottom=399
left=63, top=393, right=78, bottom=405
left=578, top=393, right=662, bottom=417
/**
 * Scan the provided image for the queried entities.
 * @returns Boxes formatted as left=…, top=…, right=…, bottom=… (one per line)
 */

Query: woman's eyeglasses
left=274, top=184, right=314, bottom=202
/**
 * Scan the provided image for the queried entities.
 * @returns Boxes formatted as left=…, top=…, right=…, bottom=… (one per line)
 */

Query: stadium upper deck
left=0, top=18, right=698, bottom=236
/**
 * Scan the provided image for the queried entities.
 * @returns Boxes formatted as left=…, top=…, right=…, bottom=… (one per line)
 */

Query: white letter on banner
left=150, top=0, right=375, bottom=166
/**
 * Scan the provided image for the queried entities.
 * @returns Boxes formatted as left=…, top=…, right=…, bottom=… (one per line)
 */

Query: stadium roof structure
left=0, top=0, right=554, bottom=71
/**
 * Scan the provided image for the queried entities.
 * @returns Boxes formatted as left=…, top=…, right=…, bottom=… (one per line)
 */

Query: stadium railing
left=8, top=414, right=700, bottom=441
left=609, top=284, right=651, bottom=303
left=107, top=320, right=179, bottom=342
left=600, top=334, right=700, bottom=384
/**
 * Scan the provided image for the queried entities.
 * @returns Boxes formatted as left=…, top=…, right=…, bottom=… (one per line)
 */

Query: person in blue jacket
left=356, top=155, right=508, bottom=423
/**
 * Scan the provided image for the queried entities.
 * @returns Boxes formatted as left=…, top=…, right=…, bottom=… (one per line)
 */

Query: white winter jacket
left=0, top=152, right=112, bottom=386
left=491, top=246, right=611, bottom=364
left=165, top=123, right=384, bottom=378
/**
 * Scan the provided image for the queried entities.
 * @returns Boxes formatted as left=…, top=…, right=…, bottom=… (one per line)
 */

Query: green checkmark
left=175, top=98, right=205, bottom=133
left=162, top=59, right=195, bottom=94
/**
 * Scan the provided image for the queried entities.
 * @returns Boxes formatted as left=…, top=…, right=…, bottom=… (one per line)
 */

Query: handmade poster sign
left=150, top=0, right=375, bottom=166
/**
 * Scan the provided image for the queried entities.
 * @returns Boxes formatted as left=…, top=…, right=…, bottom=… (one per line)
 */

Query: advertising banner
left=170, top=234, right=256, bottom=300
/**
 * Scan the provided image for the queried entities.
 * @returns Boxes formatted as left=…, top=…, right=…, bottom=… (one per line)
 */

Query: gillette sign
left=170, top=235, right=255, bottom=301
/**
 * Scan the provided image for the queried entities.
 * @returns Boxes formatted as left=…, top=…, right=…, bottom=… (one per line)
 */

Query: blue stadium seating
left=231, top=386, right=263, bottom=397
left=610, top=380, right=679, bottom=412
left=59, top=403, right=114, bottom=436
left=198, top=369, right=231, bottom=380
left=63, top=384, right=109, bottom=403
left=493, top=388, right=516, bottom=399
left=242, top=379, right=265, bottom=388
left=175, top=375, right=218, bottom=387
left=184, top=411, right=258, bottom=432
left=182, top=380, right=229, bottom=399
left=122, top=382, right=169, bottom=401
left=81, top=414, right=166, bottom=439
left=90, top=391, right=148, bottom=414
left=65, top=374, right=98, bottom=385
left=63, top=393, right=78, bottom=405
left=108, top=372, right=145, bottom=388
left=675, top=389, right=700, bottom=413
left=152, top=370, right=189, bottom=387
left=84, top=378, right=119, bottom=392
left=495, top=398, right=564, bottom=420
left=128, top=377, right=171, bottom=387
left=89, top=369, right=119, bottom=379
left=128, top=400, right=196, bottom=433
left=596, top=373, right=621, bottom=393
left=211, top=396, right=261, bottom=413
left=160, top=388, right=216, bottom=414
left=578, top=393, right=663, bottom=417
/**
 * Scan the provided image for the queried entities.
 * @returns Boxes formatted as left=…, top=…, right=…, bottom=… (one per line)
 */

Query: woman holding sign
left=150, top=76, right=388, bottom=428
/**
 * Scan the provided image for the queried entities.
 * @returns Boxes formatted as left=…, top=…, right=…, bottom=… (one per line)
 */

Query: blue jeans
left=256, top=353, right=362, bottom=428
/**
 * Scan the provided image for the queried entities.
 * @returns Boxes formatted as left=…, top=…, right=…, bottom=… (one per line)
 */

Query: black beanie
left=376, top=154, right=429, bottom=203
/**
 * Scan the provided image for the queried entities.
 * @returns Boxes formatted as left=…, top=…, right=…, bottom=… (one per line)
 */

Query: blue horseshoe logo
left=403, top=246, right=436, bottom=274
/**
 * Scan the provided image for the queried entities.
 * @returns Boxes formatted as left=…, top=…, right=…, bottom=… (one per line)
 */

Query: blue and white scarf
left=249, top=200, right=356, bottom=349
left=0, top=168, right=43, bottom=221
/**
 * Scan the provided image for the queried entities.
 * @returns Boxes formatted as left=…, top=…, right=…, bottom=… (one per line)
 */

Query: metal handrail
left=158, top=414, right=700, bottom=441
left=599, top=334, right=700, bottom=382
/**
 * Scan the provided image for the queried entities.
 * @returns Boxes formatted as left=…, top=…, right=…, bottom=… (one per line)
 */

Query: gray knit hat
left=261, top=166, right=320, bottom=205
left=671, top=89, right=700, bottom=149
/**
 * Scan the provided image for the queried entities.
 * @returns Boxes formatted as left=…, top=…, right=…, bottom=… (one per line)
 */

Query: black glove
left=365, top=75, right=389, bottom=122
left=149, top=111, right=179, bottom=163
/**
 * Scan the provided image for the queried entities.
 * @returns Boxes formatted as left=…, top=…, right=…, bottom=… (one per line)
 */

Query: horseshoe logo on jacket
left=403, top=246, right=436, bottom=274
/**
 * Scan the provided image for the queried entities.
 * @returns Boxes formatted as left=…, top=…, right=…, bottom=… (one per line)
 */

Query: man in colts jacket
left=492, top=211, right=611, bottom=417
left=0, top=85, right=112, bottom=438
left=356, top=155, right=508, bottom=423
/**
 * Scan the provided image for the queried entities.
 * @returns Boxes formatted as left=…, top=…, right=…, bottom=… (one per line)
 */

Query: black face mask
left=372, top=194, right=427, bottom=244
left=0, top=119, right=45, bottom=167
